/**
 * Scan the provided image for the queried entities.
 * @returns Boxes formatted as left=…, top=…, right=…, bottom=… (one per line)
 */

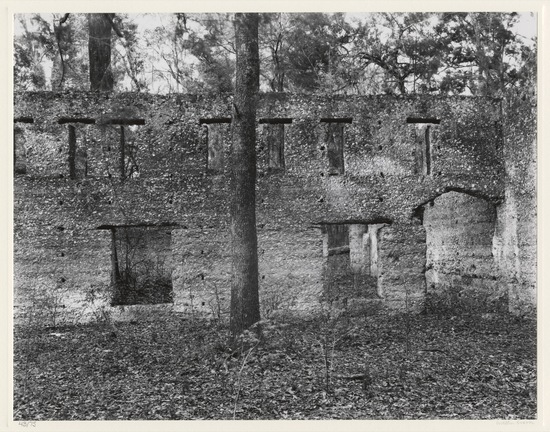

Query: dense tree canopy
left=14, top=12, right=536, bottom=97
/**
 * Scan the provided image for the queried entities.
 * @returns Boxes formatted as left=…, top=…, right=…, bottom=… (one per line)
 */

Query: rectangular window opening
left=14, top=125, right=27, bottom=175
left=109, top=226, right=174, bottom=306
left=14, top=118, right=34, bottom=176
left=204, top=122, right=229, bottom=173
left=425, top=125, right=431, bottom=175
left=367, top=224, right=386, bottom=279
left=93, top=121, right=142, bottom=179
left=410, top=121, right=436, bottom=176
left=119, top=126, right=125, bottom=179
left=322, top=223, right=350, bottom=257
left=324, top=123, right=346, bottom=175
left=118, top=125, right=140, bottom=180
left=321, top=223, right=380, bottom=301
left=265, top=123, right=286, bottom=172
left=68, top=125, right=88, bottom=179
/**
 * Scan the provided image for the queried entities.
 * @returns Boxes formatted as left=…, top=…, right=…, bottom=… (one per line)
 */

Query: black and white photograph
left=8, top=3, right=541, bottom=427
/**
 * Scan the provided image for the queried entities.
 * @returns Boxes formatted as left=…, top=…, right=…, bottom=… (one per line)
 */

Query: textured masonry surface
left=13, top=91, right=536, bottom=324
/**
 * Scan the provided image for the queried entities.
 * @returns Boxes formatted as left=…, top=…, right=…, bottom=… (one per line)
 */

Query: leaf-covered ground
left=13, top=312, right=536, bottom=420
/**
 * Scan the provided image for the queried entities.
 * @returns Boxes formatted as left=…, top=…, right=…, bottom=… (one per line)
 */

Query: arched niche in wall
left=416, top=190, right=506, bottom=313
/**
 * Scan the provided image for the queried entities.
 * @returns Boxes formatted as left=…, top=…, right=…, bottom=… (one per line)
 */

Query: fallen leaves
left=13, top=313, right=536, bottom=420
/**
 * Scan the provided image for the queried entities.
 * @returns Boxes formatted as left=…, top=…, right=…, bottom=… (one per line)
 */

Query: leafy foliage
left=14, top=12, right=536, bottom=96
left=261, top=13, right=354, bottom=93
left=347, top=13, right=442, bottom=94
left=433, top=13, right=533, bottom=96
left=112, top=14, right=147, bottom=92
left=14, top=313, right=536, bottom=420
left=14, top=14, right=90, bottom=91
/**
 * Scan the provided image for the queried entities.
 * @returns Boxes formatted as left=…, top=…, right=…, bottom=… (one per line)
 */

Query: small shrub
left=21, top=277, right=82, bottom=329
left=111, top=259, right=173, bottom=306
left=260, top=281, right=300, bottom=319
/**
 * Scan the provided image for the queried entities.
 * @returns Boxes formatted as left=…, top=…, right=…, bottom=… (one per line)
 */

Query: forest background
left=13, top=12, right=537, bottom=98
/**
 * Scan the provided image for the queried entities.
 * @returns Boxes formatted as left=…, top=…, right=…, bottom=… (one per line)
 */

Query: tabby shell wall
left=13, top=91, right=534, bottom=324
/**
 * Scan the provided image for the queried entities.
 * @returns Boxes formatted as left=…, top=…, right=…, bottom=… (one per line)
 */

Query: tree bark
left=88, top=14, right=114, bottom=91
left=229, top=13, right=261, bottom=338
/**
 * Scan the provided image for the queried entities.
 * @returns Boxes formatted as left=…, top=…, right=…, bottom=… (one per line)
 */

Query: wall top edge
left=12, top=91, right=503, bottom=103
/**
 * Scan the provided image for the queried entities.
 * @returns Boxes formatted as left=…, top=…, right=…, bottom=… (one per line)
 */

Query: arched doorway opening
left=420, top=191, right=506, bottom=313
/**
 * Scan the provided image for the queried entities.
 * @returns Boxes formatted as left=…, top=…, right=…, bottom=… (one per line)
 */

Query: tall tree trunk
left=88, top=13, right=113, bottom=91
left=229, top=13, right=261, bottom=338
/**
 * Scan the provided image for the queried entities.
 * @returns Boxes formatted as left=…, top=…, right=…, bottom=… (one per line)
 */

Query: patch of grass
left=13, top=313, right=536, bottom=420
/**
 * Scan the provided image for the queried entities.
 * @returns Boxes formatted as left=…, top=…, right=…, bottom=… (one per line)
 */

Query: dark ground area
left=13, top=311, right=536, bottom=420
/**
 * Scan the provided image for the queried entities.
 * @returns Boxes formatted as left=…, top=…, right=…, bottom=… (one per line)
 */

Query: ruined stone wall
left=13, top=92, right=509, bottom=324
left=378, top=223, right=427, bottom=312
left=495, top=93, right=537, bottom=314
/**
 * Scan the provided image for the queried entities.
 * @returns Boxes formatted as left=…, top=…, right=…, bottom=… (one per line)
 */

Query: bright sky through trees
left=13, top=12, right=537, bottom=96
